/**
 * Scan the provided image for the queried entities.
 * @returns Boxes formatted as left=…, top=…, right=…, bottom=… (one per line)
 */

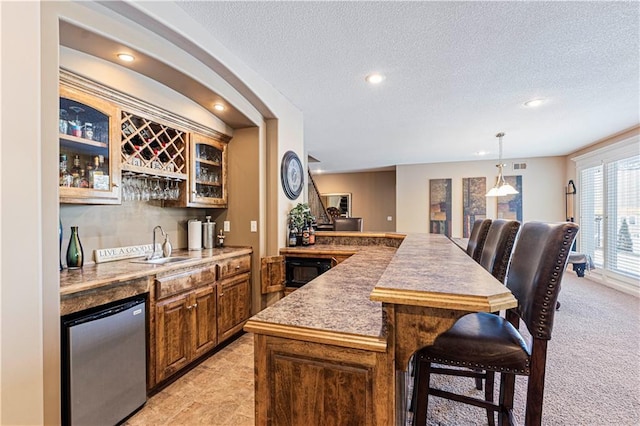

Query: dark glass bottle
left=66, top=226, right=84, bottom=269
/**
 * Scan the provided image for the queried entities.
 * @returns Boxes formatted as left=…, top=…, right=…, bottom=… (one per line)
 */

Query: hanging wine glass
left=172, top=178, right=181, bottom=200
left=122, top=171, right=134, bottom=202
left=140, top=174, right=150, bottom=201
left=163, top=177, right=172, bottom=200
left=151, top=176, right=162, bottom=200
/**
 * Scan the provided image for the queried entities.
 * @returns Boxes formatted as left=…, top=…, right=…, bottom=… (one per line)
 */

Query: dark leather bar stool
left=480, top=219, right=521, bottom=284
left=472, top=219, right=521, bottom=424
left=467, top=219, right=492, bottom=262
left=412, top=222, right=579, bottom=426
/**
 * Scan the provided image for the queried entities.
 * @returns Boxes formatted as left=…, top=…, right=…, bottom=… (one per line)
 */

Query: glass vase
left=66, top=226, right=84, bottom=269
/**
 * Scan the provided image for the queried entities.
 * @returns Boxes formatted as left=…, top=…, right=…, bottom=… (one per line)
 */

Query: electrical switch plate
left=250, top=221, right=257, bottom=232
left=387, top=216, right=393, bottom=221
left=223, top=221, right=230, bottom=232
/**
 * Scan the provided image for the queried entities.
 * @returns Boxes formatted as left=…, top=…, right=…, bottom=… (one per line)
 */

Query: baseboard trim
left=584, top=271, right=640, bottom=297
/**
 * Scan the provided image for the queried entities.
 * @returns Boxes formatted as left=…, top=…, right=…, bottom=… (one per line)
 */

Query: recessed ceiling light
left=117, top=53, right=135, bottom=62
left=365, top=73, right=385, bottom=84
left=475, top=151, right=489, bottom=156
left=213, top=103, right=225, bottom=112
left=524, top=98, right=546, bottom=107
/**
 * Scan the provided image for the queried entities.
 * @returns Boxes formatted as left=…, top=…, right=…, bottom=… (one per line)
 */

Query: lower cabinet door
left=191, top=285, right=217, bottom=360
left=155, top=293, right=191, bottom=383
left=217, top=273, right=251, bottom=343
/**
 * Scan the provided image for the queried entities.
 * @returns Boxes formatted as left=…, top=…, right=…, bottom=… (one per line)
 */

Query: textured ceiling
left=176, top=1, right=640, bottom=173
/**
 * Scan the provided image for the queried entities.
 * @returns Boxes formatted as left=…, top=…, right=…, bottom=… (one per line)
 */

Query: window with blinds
left=578, top=147, right=639, bottom=282
left=606, top=155, right=639, bottom=278
left=579, top=165, right=603, bottom=268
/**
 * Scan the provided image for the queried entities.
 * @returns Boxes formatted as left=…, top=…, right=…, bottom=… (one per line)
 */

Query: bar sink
left=131, top=256, right=192, bottom=265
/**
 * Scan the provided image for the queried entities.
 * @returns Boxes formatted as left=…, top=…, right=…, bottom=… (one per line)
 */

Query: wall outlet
left=223, top=221, right=230, bottom=232
left=250, top=221, right=257, bottom=232
left=387, top=216, right=393, bottom=221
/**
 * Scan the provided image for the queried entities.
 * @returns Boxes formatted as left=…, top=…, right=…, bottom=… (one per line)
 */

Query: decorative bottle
left=217, top=229, right=226, bottom=248
left=309, top=222, right=316, bottom=245
left=59, top=154, right=73, bottom=187
left=302, top=222, right=310, bottom=246
left=288, top=228, right=297, bottom=247
left=66, top=226, right=84, bottom=269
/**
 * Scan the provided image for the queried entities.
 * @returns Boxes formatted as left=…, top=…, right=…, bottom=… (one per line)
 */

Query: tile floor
left=125, top=333, right=255, bottom=426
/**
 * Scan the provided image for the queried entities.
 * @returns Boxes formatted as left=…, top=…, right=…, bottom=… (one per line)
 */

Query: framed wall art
left=462, top=177, right=487, bottom=237
left=497, top=175, right=523, bottom=221
left=429, top=178, right=452, bottom=237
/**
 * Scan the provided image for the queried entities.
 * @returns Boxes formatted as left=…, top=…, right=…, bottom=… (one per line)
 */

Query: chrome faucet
left=148, top=226, right=172, bottom=260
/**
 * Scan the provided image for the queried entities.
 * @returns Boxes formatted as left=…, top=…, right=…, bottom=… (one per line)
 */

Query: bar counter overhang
left=244, top=233, right=517, bottom=425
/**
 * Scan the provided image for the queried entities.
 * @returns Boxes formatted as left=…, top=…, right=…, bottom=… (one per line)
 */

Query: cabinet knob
left=235, top=265, right=240, bottom=269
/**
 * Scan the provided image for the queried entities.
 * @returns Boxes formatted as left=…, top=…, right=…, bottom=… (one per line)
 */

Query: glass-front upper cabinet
left=59, top=85, right=120, bottom=204
left=188, top=133, right=227, bottom=207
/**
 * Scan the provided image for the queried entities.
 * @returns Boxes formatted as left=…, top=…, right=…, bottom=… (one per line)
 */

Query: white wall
left=397, top=156, right=567, bottom=236
left=1, top=2, right=49, bottom=423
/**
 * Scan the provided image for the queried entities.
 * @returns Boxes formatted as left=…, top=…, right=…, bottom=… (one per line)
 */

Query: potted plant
left=288, top=203, right=315, bottom=245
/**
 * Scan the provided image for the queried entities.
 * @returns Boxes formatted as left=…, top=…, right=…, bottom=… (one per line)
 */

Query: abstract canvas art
left=462, top=177, right=487, bottom=237
left=497, top=175, right=523, bottom=221
left=429, top=178, right=452, bottom=237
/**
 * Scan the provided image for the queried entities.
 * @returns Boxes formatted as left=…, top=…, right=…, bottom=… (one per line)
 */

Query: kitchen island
left=244, top=233, right=516, bottom=425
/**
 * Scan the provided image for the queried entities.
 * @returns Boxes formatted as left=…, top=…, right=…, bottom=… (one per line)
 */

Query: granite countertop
left=60, top=247, right=252, bottom=297
left=249, top=245, right=397, bottom=341
left=372, top=234, right=516, bottom=311
left=246, top=234, right=517, bottom=348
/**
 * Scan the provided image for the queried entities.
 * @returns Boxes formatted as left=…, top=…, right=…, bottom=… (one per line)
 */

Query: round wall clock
left=281, top=150, right=304, bottom=200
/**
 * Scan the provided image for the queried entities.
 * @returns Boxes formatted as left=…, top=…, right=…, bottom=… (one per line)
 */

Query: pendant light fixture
left=486, top=132, right=519, bottom=197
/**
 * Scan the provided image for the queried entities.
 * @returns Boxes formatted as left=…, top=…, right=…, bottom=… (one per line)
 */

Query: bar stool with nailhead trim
left=466, top=219, right=492, bottom=262
left=412, top=222, right=579, bottom=426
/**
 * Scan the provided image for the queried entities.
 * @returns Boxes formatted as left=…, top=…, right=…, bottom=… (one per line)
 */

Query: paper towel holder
left=188, top=218, right=202, bottom=251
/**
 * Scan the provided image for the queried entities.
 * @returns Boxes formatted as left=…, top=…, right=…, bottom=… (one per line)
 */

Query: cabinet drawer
left=218, top=254, right=251, bottom=280
left=155, top=266, right=216, bottom=299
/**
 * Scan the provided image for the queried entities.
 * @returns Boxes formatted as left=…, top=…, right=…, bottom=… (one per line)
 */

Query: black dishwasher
left=61, top=296, right=147, bottom=426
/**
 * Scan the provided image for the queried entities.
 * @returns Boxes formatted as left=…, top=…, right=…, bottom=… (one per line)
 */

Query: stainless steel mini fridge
left=62, top=297, right=147, bottom=425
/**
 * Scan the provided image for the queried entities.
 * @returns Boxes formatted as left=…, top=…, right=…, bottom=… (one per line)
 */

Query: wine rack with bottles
left=120, top=111, right=188, bottom=180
